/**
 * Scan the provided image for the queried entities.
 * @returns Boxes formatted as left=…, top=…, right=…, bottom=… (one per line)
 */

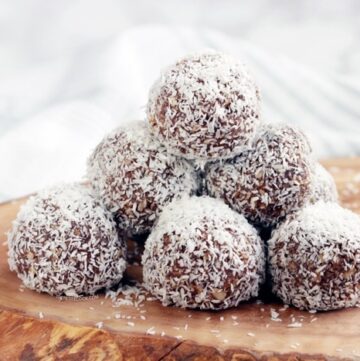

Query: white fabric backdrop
left=0, top=3, right=359, bottom=202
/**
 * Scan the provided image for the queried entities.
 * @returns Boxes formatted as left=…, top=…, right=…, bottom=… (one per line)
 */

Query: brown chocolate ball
left=308, top=163, right=338, bottom=204
left=268, top=202, right=360, bottom=311
left=142, top=196, right=265, bottom=310
left=205, top=123, right=313, bottom=226
left=7, top=184, right=127, bottom=297
left=147, top=51, right=261, bottom=161
left=87, top=121, right=198, bottom=236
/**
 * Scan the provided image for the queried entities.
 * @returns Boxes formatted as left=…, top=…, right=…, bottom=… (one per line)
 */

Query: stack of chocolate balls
left=8, top=51, right=360, bottom=312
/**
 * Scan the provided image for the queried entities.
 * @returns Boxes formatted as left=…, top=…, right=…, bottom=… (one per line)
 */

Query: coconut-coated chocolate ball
left=147, top=51, right=261, bottom=161
left=206, top=123, right=313, bottom=226
left=87, top=121, right=198, bottom=236
left=268, top=202, right=360, bottom=311
left=8, top=183, right=127, bottom=297
left=308, top=163, right=338, bottom=204
left=142, top=196, right=265, bottom=310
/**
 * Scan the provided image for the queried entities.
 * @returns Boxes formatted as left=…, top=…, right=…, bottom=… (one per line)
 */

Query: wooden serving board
left=1, top=158, right=360, bottom=361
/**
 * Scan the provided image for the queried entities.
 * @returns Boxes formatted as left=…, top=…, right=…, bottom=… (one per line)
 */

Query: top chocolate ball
left=147, top=51, right=261, bottom=161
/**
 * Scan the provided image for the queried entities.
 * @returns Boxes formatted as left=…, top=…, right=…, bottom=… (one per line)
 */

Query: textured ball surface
left=308, top=163, right=338, bottom=204
left=8, top=184, right=127, bottom=297
left=206, top=123, right=313, bottom=226
left=87, top=121, right=198, bottom=236
left=147, top=51, right=261, bottom=161
left=268, top=202, right=360, bottom=311
left=142, top=196, right=265, bottom=310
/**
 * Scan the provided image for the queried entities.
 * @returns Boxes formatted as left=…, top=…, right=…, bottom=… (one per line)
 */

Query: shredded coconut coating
left=308, top=163, right=338, bottom=204
left=268, top=202, right=360, bottom=311
left=205, top=123, right=314, bottom=226
left=7, top=184, right=127, bottom=297
left=142, top=196, right=265, bottom=310
left=147, top=51, right=261, bottom=161
left=87, top=121, right=198, bottom=236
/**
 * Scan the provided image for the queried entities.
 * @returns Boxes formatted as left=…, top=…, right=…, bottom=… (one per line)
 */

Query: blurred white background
left=0, top=0, right=359, bottom=201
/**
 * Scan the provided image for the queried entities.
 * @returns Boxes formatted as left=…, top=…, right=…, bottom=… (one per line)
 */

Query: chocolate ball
left=8, top=184, right=126, bottom=297
left=308, top=163, right=338, bottom=204
left=268, top=202, right=360, bottom=311
left=147, top=51, right=261, bottom=161
left=206, top=123, right=313, bottom=226
left=87, top=121, right=198, bottom=236
left=142, top=196, right=265, bottom=310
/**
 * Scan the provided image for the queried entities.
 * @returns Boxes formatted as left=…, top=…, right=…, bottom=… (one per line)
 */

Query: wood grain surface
left=0, top=157, right=360, bottom=361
